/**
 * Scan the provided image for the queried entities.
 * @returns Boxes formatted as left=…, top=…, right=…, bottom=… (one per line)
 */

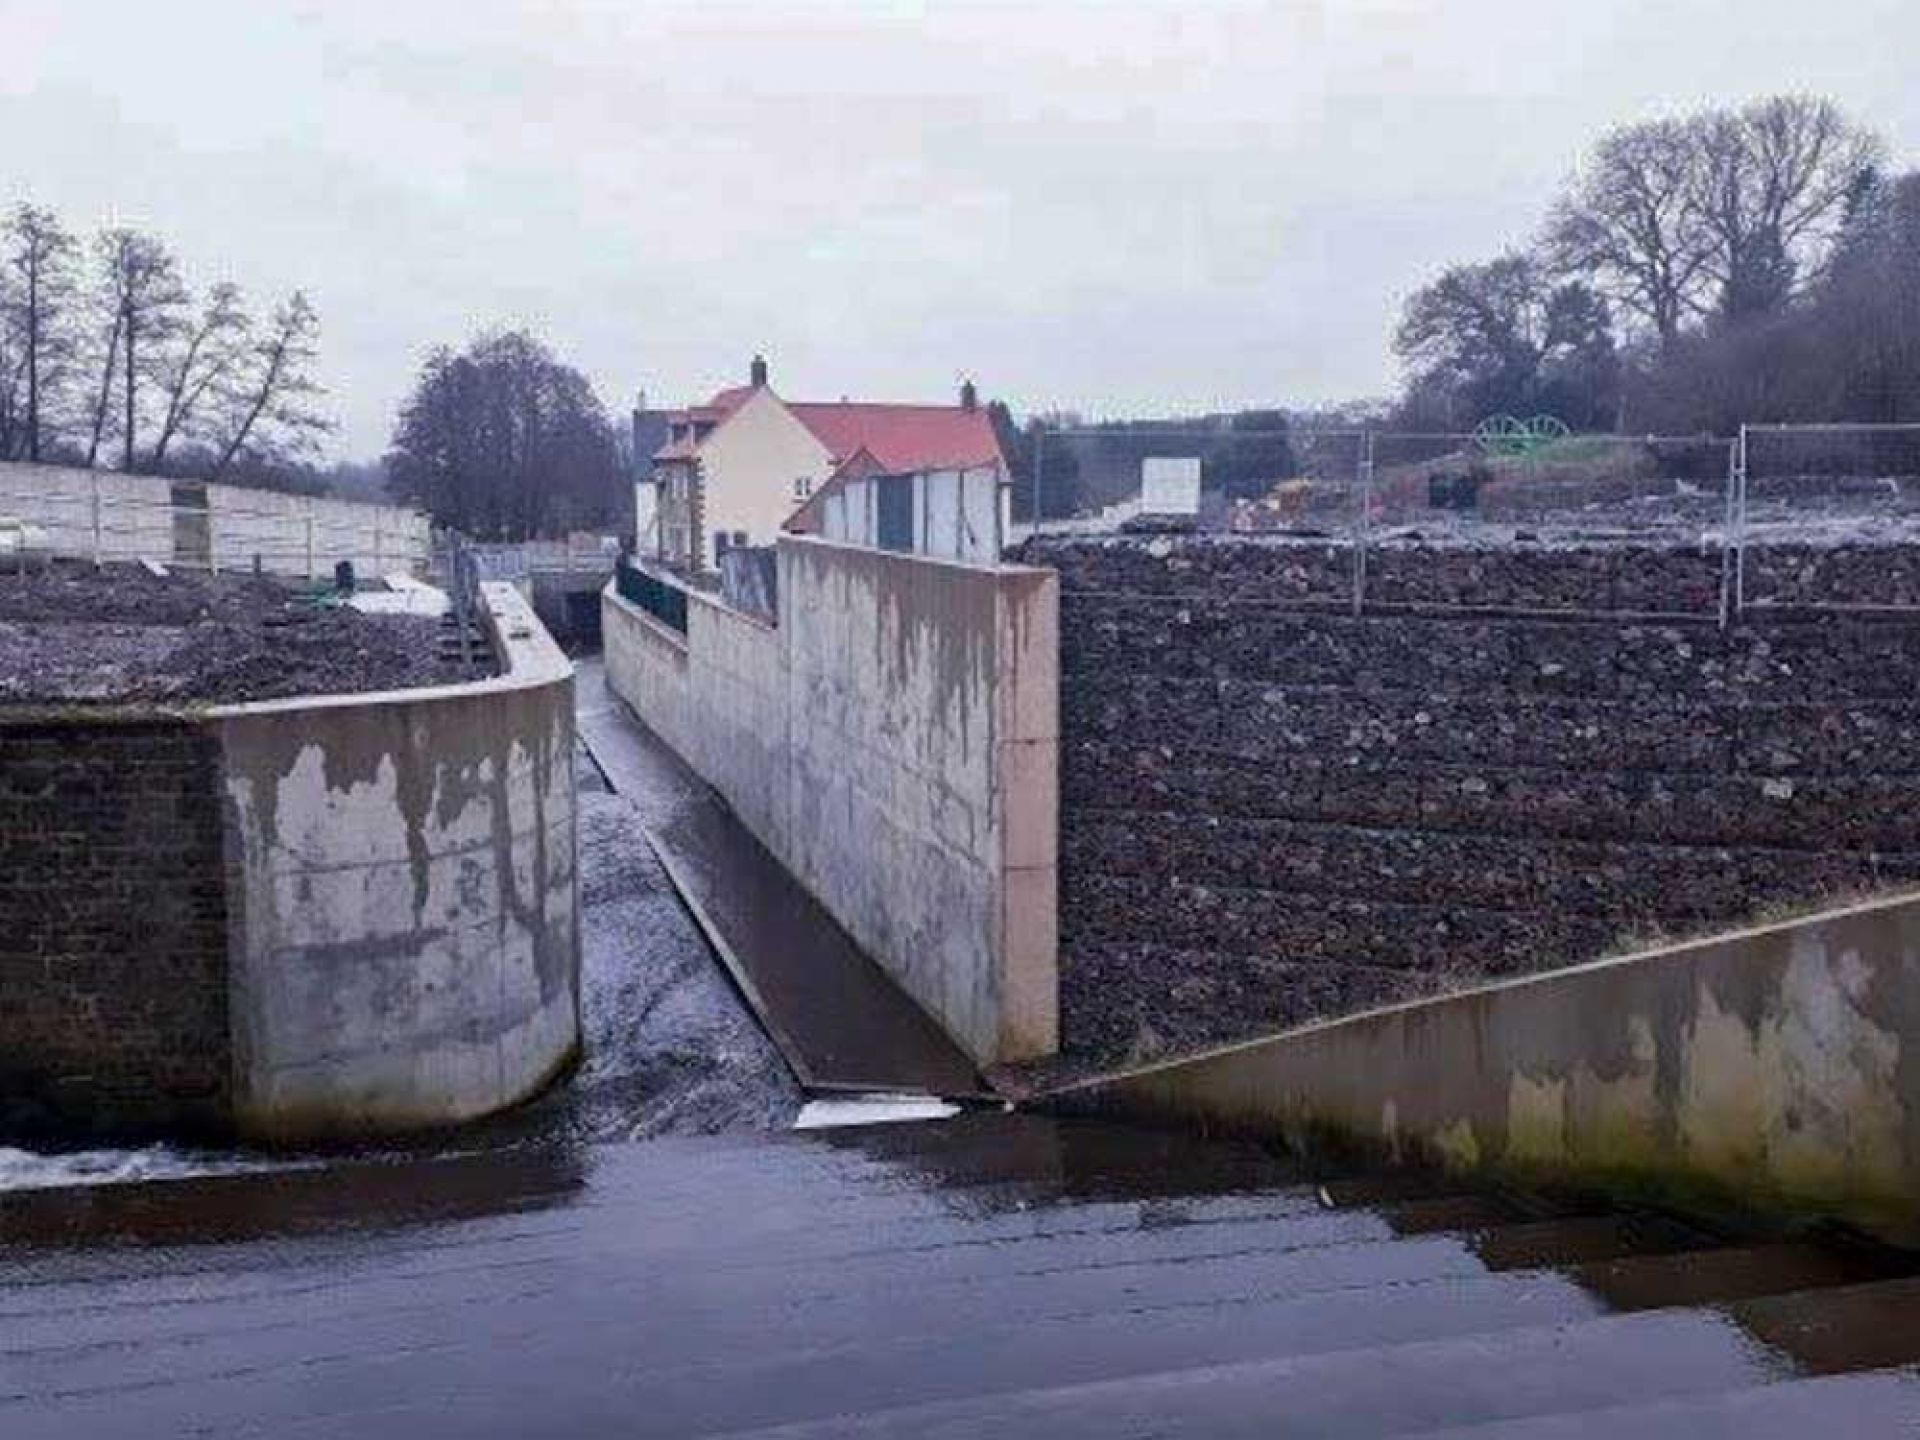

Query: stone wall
left=603, top=537, right=1059, bottom=1064
left=1024, top=533, right=1920, bottom=1064
left=0, top=718, right=231, bottom=1137
left=0, top=584, right=579, bottom=1143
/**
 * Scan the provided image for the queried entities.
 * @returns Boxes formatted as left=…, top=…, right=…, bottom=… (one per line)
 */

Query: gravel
left=0, top=561, right=490, bottom=706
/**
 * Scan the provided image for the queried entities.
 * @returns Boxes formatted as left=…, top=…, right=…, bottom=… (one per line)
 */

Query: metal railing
left=615, top=558, right=690, bottom=635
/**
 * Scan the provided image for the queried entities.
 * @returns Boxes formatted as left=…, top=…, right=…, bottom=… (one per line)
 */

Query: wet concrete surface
left=530, top=748, right=801, bottom=1142
left=4, top=1110, right=1920, bottom=1437
left=575, top=658, right=986, bottom=1098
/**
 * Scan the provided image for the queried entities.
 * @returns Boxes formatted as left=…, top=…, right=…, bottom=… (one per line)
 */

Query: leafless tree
left=1546, top=118, right=1714, bottom=345
left=148, top=281, right=249, bottom=470
left=1687, top=96, right=1882, bottom=322
left=2, top=205, right=79, bottom=462
left=1547, top=98, right=1882, bottom=341
left=82, top=228, right=187, bottom=469
left=208, top=290, right=328, bottom=480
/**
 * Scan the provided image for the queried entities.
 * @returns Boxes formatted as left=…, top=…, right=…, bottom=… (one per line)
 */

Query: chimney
left=959, top=378, right=978, bottom=412
left=750, top=354, right=769, bottom=388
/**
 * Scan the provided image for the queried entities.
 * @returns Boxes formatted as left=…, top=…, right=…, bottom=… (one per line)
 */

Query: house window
left=792, top=476, right=812, bottom=500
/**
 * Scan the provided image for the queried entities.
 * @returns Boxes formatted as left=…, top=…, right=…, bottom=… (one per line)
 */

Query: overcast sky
left=5, top=1, right=1918, bottom=458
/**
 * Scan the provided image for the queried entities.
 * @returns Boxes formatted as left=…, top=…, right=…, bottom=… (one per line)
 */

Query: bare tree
left=2, top=205, right=78, bottom=461
left=148, top=281, right=249, bottom=470
left=1688, top=96, right=1882, bottom=322
left=1546, top=118, right=1714, bottom=345
left=208, top=290, right=328, bottom=480
left=1548, top=98, right=1882, bottom=340
left=83, top=228, right=187, bottom=469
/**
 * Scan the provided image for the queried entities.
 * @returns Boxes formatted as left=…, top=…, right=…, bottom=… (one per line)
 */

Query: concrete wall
left=1052, top=890, right=1920, bottom=1244
left=0, top=459, right=430, bottom=576
left=216, top=583, right=578, bottom=1141
left=205, top=482, right=431, bottom=577
left=1024, top=533, right=1920, bottom=1064
left=603, top=536, right=1059, bottom=1063
left=0, top=462, right=173, bottom=560
left=0, top=584, right=579, bottom=1143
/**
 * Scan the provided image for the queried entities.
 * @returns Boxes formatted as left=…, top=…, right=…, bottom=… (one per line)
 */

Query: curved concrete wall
left=215, top=583, right=578, bottom=1141
left=1051, top=890, right=1920, bottom=1244
left=0, top=583, right=579, bottom=1143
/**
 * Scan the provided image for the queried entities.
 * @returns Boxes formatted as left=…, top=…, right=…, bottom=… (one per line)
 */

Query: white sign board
left=1141, top=456, right=1201, bottom=515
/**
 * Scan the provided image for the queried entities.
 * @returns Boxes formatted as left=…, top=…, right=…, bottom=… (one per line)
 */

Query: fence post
left=373, top=519, right=383, bottom=576
left=89, top=472, right=101, bottom=567
left=1352, top=430, right=1375, bottom=616
left=1032, top=430, right=1046, bottom=532
left=1733, top=425, right=1750, bottom=620
left=305, top=513, right=315, bottom=582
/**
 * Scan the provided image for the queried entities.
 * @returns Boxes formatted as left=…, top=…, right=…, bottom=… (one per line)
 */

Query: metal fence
left=1017, top=423, right=1920, bottom=620
left=463, top=536, right=621, bottom=584
left=615, top=558, right=690, bottom=635
left=1735, top=423, right=1920, bottom=613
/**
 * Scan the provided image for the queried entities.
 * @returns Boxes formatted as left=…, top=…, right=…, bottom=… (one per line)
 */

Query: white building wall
left=697, top=389, right=834, bottom=565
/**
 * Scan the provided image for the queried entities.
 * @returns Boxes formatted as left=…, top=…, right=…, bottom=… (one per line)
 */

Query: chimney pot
left=960, top=378, right=978, bottom=411
left=750, top=354, right=769, bottom=388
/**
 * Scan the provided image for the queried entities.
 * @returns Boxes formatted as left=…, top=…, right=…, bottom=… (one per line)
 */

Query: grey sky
left=5, top=0, right=1918, bottom=458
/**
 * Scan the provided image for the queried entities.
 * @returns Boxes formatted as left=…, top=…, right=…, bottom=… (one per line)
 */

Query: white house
left=642, top=355, right=1007, bottom=571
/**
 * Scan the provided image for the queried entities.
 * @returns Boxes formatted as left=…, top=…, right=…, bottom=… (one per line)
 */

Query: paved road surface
left=4, top=1110, right=1920, bottom=1437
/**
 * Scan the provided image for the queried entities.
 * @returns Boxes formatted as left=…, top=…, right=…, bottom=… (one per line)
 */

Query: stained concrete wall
left=216, top=583, right=578, bottom=1141
left=1052, top=890, right=1920, bottom=1243
left=602, top=536, right=1058, bottom=1063
left=0, top=583, right=578, bottom=1143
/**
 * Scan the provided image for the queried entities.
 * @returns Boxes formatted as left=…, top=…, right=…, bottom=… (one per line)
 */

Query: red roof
left=651, top=383, right=1006, bottom=475
left=788, top=402, right=1003, bottom=473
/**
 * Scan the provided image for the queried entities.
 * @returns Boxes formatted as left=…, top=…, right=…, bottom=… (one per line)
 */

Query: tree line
left=0, top=202, right=327, bottom=484
left=1393, top=95, right=1919, bottom=434
left=386, top=329, right=626, bottom=540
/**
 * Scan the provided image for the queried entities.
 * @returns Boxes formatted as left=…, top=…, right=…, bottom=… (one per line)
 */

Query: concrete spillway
left=3, top=1109, right=1918, bottom=1436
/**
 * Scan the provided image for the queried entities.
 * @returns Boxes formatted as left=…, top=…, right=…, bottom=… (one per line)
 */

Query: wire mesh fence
left=1021, top=425, right=1747, bottom=618
left=1736, top=423, right=1920, bottom=613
